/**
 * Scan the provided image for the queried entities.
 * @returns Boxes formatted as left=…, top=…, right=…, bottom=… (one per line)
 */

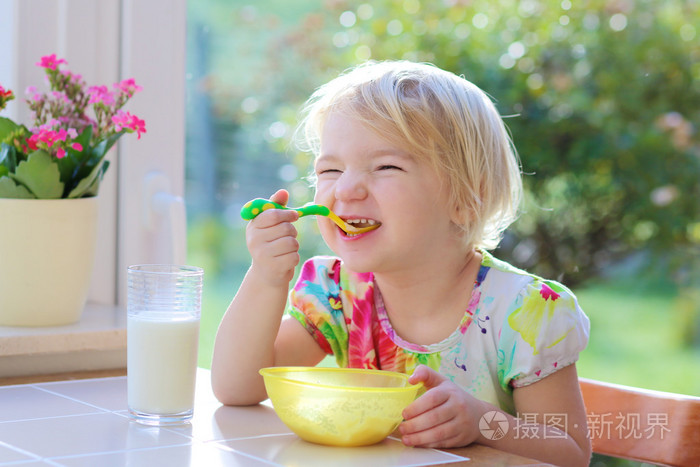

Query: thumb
left=270, top=189, right=290, bottom=207
left=408, top=364, right=447, bottom=389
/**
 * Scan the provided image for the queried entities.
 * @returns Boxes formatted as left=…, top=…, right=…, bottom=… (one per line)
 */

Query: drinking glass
left=127, top=264, right=203, bottom=425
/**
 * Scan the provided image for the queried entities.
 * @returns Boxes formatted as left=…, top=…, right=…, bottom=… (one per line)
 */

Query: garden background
left=183, top=1, right=699, bottom=464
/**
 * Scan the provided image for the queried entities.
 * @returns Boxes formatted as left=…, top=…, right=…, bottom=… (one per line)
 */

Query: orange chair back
left=579, top=378, right=700, bottom=466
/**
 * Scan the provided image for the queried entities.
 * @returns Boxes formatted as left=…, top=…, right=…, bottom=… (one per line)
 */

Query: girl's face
left=314, top=111, right=464, bottom=275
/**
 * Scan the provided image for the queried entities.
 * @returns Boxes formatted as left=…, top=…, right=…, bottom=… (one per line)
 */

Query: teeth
left=345, top=219, right=376, bottom=225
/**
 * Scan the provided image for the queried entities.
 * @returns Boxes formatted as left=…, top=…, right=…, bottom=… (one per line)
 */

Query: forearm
left=211, top=267, right=289, bottom=406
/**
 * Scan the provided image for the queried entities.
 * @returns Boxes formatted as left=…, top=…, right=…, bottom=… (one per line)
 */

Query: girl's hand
left=246, top=189, right=300, bottom=287
left=399, top=365, right=487, bottom=448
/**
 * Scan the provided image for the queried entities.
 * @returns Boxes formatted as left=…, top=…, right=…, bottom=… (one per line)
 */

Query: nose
left=334, top=170, right=368, bottom=202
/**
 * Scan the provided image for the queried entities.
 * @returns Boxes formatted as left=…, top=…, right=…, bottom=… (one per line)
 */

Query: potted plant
left=0, top=54, right=145, bottom=326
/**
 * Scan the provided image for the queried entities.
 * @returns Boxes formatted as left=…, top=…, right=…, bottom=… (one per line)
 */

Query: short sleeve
left=285, top=257, right=350, bottom=364
left=498, top=278, right=590, bottom=391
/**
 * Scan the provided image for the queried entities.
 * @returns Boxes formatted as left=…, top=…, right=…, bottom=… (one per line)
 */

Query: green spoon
left=240, top=198, right=379, bottom=234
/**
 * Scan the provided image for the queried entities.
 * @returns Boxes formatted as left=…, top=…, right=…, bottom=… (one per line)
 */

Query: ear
left=451, top=202, right=470, bottom=226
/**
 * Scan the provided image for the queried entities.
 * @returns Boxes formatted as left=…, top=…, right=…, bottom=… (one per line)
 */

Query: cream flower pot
left=0, top=197, right=98, bottom=326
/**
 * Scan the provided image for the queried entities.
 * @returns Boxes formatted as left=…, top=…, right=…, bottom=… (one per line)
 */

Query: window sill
left=0, top=303, right=126, bottom=379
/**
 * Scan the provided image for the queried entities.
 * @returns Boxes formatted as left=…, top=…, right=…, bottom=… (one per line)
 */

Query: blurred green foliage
left=186, top=0, right=700, bottom=353
left=278, top=0, right=700, bottom=286
left=188, top=0, right=699, bottom=286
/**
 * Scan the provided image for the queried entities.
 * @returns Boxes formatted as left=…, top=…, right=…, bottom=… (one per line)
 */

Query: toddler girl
left=212, top=60, right=591, bottom=466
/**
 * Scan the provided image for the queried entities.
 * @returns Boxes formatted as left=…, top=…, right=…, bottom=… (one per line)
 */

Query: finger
left=402, top=386, right=450, bottom=420
left=266, top=235, right=300, bottom=258
left=401, top=395, right=454, bottom=433
left=401, top=418, right=460, bottom=447
left=269, top=189, right=289, bottom=207
left=403, top=428, right=465, bottom=449
left=249, top=208, right=299, bottom=229
left=247, top=223, right=298, bottom=259
left=248, top=224, right=299, bottom=254
left=408, top=365, right=447, bottom=389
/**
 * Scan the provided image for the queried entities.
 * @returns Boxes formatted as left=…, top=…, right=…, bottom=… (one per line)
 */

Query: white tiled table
left=0, top=368, right=473, bottom=466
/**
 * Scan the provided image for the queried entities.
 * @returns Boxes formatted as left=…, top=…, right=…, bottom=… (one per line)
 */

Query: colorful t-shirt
left=286, top=250, right=590, bottom=414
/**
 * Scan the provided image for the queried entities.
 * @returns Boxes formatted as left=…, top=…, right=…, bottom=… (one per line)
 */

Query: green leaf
left=57, top=125, right=93, bottom=185
left=12, top=150, right=64, bottom=199
left=84, top=159, right=110, bottom=197
left=0, top=142, right=19, bottom=172
left=60, top=127, right=121, bottom=196
left=0, top=176, right=35, bottom=199
left=67, top=159, right=108, bottom=198
left=0, top=117, right=19, bottom=142
left=91, top=130, right=124, bottom=159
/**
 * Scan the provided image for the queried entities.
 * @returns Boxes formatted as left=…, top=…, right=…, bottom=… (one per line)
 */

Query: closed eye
left=377, top=165, right=403, bottom=171
left=317, top=168, right=342, bottom=175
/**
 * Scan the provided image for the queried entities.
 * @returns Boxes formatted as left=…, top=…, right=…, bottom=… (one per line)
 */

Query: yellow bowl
left=260, top=367, right=420, bottom=447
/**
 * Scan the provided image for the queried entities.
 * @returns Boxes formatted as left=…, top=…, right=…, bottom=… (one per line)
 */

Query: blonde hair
left=296, top=60, right=522, bottom=250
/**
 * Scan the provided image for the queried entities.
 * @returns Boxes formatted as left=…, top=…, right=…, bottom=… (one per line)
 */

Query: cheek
left=317, top=219, right=341, bottom=252
left=314, top=181, right=333, bottom=203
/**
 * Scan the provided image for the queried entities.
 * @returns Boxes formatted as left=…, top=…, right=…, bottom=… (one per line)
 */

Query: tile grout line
left=31, top=386, right=116, bottom=413
left=385, top=437, right=469, bottom=463
left=0, top=375, right=125, bottom=390
left=0, top=411, right=116, bottom=426
left=206, top=440, right=282, bottom=467
left=202, top=433, right=296, bottom=443
left=0, top=439, right=43, bottom=463
left=43, top=437, right=290, bottom=467
left=35, top=376, right=126, bottom=387
left=42, top=440, right=196, bottom=464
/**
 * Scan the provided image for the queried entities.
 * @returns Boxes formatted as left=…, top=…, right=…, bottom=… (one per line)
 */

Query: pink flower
left=0, top=85, right=15, bottom=100
left=114, top=78, right=142, bottom=96
left=130, top=115, right=147, bottom=139
left=112, top=110, right=147, bottom=139
left=26, top=126, right=81, bottom=158
left=0, top=85, right=13, bottom=105
left=25, top=85, right=42, bottom=102
left=55, top=128, right=69, bottom=142
left=27, top=131, right=54, bottom=150
left=31, top=120, right=60, bottom=133
left=28, top=127, right=61, bottom=148
left=51, top=91, right=70, bottom=103
left=36, top=54, right=67, bottom=70
left=111, top=111, right=130, bottom=130
left=27, top=134, right=39, bottom=150
left=88, top=85, right=115, bottom=106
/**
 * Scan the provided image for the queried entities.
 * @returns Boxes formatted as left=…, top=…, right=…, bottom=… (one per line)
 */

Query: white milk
left=127, top=314, right=200, bottom=415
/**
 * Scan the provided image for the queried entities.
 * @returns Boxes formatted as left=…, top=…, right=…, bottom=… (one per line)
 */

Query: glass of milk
left=127, top=264, right=203, bottom=425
